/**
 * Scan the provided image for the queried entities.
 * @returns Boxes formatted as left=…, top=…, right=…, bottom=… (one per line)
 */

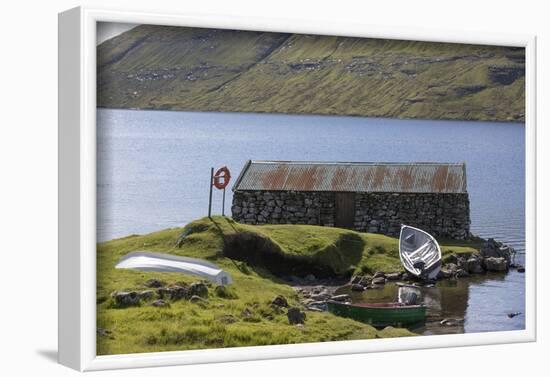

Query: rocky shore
left=291, top=238, right=523, bottom=313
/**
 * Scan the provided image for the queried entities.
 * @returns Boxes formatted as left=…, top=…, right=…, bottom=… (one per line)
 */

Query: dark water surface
left=337, top=272, right=525, bottom=335
left=97, top=108, right=526, bottom=334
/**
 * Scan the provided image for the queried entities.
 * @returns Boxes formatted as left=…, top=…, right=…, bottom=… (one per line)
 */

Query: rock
left=97, top=328, right=112, bottom=337
left=305, top=306, right=323, bottom=312
left=512, top=264, right=525, bottom=273
left=330, top=294, right=351, bottom=302
left=312, top=286, right=326, bottom=294
left=484, top=257, right=508, bottom=272
left=214, top=285, right=235, bottom=298
left=271, top=295, right=289, bottom=307
left=351, top=284, right=365, bottom=291
left=455, top=268, right=470, bottom=278
left=507, top=312, right=522, bottom=318
left=310, top=293, right=331, bottom=301
left=301, top=298, right=314, bottom=306
left=214, top=285, right=226, bottom=295
left=455, top=269, right=469, bottom=278
left=440, top=318, right=464, bottom=326
left=373, top=271, right=385, bottom=279
left=480, top=238, right=513, bottom=264
left=189, top=295, right=209, bottom=304
left=444, top=263, right=458, bottom=273
left=189, top=282, right=209, bottom=298
left=138, top=290, right=154, bottom=300
left=371, top=277, right=386, bottom=285
left=308, top=300, right=327, bottom=307
left=112, top=291, right=141, bottom=307
left=151, top=299, right=169, bottom=307
left=157, top=286, right=190, bottom=301
left=217, top=314, right=238, bottom=324
left=466, top=257, right=484, bottom=274
left=304, top=274, right=316, bottom=283
left=241, top=308, right=253, bottom=318
left=359, top=277, right=372, bottom=287
left=145, top=279, right=165, bottom=288
left=287, top=307, right=306, bottom=325
left=457, top=257, right=468, bottom=271
left=386, top=272, right=402, bottom=281
left=437, top=269, right=452, bottom=279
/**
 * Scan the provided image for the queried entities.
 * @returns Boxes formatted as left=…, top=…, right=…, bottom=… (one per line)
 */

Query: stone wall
left=231, top=190, right=470, bottom=239
left=232, top=191, right=335, bottom=226
left=353, top=192, right=470, bottom=239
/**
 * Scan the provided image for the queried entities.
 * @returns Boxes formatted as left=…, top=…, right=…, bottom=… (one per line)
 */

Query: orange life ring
left=213, top=166, right=231, bottom=190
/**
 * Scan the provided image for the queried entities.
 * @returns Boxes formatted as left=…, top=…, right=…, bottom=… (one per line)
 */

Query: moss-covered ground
left=97, top=216, right=481, bottom=355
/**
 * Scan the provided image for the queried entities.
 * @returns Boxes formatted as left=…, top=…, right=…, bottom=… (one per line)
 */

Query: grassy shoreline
left=97, top=216, right=482, bottom=355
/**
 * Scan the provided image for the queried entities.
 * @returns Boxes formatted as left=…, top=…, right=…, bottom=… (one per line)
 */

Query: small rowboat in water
left=327, top=301, right=426, bottom=327
left=399, top=225, right=442, bottom=280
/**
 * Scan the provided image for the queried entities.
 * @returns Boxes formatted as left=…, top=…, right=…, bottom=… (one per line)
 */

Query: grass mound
left=222, top=224, right=364, bottom=277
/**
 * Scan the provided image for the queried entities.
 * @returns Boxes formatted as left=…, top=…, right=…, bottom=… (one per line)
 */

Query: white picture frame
left=58, top=6, right=537, bottom=371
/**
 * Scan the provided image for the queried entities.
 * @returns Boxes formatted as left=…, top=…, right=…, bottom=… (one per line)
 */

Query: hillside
left=97, top=25, right=525, bottom=122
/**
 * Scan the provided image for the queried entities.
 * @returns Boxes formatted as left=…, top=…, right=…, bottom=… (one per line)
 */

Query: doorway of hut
left=335, top=192, right=355, bottom=229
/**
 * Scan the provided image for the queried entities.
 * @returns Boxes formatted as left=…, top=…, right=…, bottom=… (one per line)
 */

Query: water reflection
left=336, top=271, right=522, bottom=335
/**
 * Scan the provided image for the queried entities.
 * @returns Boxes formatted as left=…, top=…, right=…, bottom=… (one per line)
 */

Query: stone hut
left=231, top=161, right=470, bottom=239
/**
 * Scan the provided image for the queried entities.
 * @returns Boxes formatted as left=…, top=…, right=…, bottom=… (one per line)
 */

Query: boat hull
left=327, top=301, right=426, bottom=327
left=399, top=225, right=442, bottom=280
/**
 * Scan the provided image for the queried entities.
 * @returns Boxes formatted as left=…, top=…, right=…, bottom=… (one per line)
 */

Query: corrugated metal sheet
left=232, top=161, right=467, bottom=193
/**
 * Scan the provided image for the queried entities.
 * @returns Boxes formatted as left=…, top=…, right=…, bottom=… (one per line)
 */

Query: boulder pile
left=437, top=238, right=515, bottom=278
left=110, top=280, right=212, bottom=308
left=295, top=285, right=351, bottom=311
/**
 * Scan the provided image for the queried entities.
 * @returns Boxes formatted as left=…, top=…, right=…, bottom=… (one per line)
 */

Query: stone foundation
left=231, top=190, right=470, bottom=239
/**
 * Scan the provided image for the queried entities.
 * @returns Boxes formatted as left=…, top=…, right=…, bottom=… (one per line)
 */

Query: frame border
left=58, top=6, right=537, bottom=371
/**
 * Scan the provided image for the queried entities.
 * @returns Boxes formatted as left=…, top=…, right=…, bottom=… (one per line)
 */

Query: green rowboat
left=327, top=301, right=426, bottom=327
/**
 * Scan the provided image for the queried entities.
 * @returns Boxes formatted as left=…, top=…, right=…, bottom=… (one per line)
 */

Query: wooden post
left=222, top=187, right=226, bottom=216
left=208, top=167, right=214, bottom=218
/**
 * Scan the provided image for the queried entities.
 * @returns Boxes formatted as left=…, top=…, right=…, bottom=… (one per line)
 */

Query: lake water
left=97, top=108, right=525, bottom=334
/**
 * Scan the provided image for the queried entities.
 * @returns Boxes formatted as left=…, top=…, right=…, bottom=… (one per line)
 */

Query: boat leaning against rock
left=399, top=225, right=442, bottom=280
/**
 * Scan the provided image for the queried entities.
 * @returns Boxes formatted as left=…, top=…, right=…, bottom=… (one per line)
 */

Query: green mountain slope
left=97, top=25, right=525, bottom=122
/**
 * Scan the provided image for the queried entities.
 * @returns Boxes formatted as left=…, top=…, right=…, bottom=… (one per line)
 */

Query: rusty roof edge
left=249, top=160, right=466, bottom=166
left=231, top=160, right=252, bottom=192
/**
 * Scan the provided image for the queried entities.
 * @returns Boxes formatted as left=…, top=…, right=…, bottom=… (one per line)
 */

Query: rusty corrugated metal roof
left=232, top=160, right=467, bottom=193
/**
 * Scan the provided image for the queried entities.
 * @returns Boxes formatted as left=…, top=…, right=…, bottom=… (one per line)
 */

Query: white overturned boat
left=115, top=251, right=233, bottom=285
left=399, top=225, right=442, bottom=280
